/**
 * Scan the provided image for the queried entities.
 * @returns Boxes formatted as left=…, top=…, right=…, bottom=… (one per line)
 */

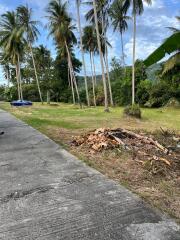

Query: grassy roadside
left=1, top=102, right=180, bottom=221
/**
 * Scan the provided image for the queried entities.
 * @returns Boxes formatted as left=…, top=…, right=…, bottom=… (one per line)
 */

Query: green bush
left=124, top=104, right=142, bottom=119
left=0, top=85, right=6, bottom=101
left=136, top=79, right=152, bottom=105
left=164, top=98, right=180, bottom=108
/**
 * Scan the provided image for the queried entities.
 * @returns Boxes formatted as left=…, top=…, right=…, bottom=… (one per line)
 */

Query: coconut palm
left=109, top=0, right=131, bottom=67
left=46, top=0, right=81, bottom=107
left=86, top=0, right=114, bottom=107
left=123, top=0, right=152, bottom=105
left=0, top=11, right=25, bottom=100
left=75, top=0, right=90, bottom=106
left=82, top=25, right=97, bottom=106
left=57, top=45, right=76, bottom=104
left=92, top=0, right=109, bottom=111
left=17, top=5, right=43, bottom=103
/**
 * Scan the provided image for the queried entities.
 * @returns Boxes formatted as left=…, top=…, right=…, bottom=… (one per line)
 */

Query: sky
left=0, top=0, right=179, bottom=85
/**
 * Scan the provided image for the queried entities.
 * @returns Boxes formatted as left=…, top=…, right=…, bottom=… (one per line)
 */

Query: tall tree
left=17, top=5, right=43, bottom=103
left=46, top=0, right=81, bottom=107
left=123, top=0, right=152, bottom=104
left=86, top=0, right=113, bottom=107
left=0, top=11, right=25, bottom=100
left=75, top=0, right=90, bottom=106
left=109, top=0, right=131, bottom=67
left=57, top=43, right=76, bottom=104
left=92, top=0, right=109, bottom=111
left=82, top=25, right=97, bottom=106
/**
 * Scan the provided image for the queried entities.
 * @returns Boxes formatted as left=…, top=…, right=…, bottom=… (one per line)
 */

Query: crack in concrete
left=0, top=185, right=54, bottom=204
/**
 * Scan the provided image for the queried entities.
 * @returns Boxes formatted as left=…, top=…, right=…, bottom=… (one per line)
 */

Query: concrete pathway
left=0, top=109, right=179, bottom=240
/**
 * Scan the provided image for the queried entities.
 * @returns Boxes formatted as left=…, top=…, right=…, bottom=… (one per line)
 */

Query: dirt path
left=0, top=109, right=179, bottom=240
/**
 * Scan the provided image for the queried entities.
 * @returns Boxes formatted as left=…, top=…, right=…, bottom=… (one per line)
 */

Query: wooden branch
left=108, top=132, right=130, bottom=150
left=119, top=129, right=169, bottom=154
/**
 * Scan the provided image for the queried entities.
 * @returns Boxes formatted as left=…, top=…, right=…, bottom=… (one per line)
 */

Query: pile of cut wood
left=72, top=128, right=168, bottom=152
left=71, top=128, right=180, bottom=172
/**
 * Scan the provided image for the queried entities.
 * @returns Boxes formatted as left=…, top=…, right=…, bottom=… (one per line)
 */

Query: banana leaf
left=144, top=32, right=180, bottom=67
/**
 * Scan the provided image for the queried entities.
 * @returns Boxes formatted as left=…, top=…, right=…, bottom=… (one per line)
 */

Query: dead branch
left=118, top=129, right=169, bottom=154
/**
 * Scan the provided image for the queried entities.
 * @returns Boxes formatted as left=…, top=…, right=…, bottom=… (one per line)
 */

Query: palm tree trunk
left=6, top=66, right=10, bottom=88
left=101, top=10, right=113, bottom=107
left=92, top=51, right=97, bottom=85
left=68, top=66, right=71, bottom=87
left=102, top=12, right=113, bottom=106
left=65, top=41, right=81, bottom=108
left=29, top=43, right=43, bottom=104
left=120, top=32, right=125, bottom=68
left=90, top=51, right=96, bottom=106
left=19, top=68, right=23, bottom=101
left=68, top=58, right=75, bottom=105
left=17, top=54, right=23, bottom=100
left=76, top=0, right=90, bottom=106
left=15, top=64, right=21, bottom=100
left=47, top=90, right=50, bottom=104
left=132, top=13, right=136, bottom=105
left=68, top=65, right=76, bottom=104
left=104, top=44, right=114, bottom=106
left=93, top=0, right=109, bottom=112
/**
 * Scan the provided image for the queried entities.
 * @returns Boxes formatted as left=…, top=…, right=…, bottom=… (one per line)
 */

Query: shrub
left=165, top=98, right=180, bottom=108
left=124, top=104, right=142, bottom=119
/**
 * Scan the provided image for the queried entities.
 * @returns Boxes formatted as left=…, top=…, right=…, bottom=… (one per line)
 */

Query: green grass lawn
left=0, top=102, right=180, bottom=133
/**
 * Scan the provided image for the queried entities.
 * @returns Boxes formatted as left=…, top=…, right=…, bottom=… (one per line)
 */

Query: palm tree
left=46, top=0, right=81, bottom=107
left=86, top=0, right=113, bottom=107
left=109, top=0, right=131, bottom=67
left=92, top=0, right=109, bottom=112
left=100, top=28, right=114, bottom=106
left=58, top=44, right=76, bottom=104
left=75, top=0, right=90, bottom=106
left=82, top=25, right=97, bottom=106
left=123, top=0, right=152, bottom=105
left=17, top=5, right=43, bottom=104
left=0, top=11, right=25, bottom=100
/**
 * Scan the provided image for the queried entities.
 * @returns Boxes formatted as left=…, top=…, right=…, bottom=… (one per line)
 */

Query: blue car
left=10, top=100, right=33, bottom=107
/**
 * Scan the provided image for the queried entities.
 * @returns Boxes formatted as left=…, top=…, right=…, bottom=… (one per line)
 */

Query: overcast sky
left=0, top=0, right=179, bottom=84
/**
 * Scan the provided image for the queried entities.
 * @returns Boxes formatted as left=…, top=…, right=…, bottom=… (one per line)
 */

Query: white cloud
left=25, top=0, right=49, bottom=8
left=0, top=3, right=9, bottom=15
left=142, top=14, right=179, bottom=30
left=125, top=37, right=158, bottom=61
left=107, top=31, right=119, bottom=59
left=144, top=0, right=164, bottom=9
